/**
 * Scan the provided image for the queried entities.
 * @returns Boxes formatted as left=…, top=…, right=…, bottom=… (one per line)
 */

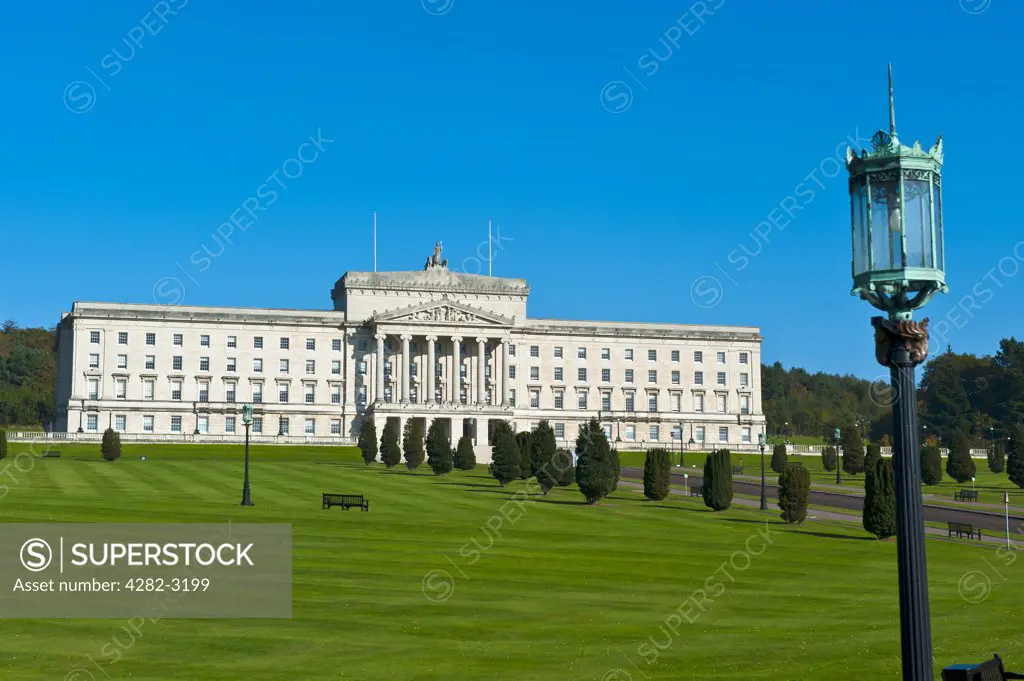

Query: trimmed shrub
left=380, top=420, right=402, bottom=468
left=770, top=443, right=788, bottom=474
left=840, top=426, right=865, bottom=475
left=1009, top=429, right=1024, bottom=489
left=553, top=448, right=575, bottom=487
left=989, top=441, right=1007, bottom=474
left=515, top=430, right=533, bottom=479
left=920, top=442, right=943, bottom=486
left=358, top=419, right=378, bottom=465
left=101, top=428, right=121, bottom=461
left=426, top=419, right=453, bottom=475
left=643, top=448, right=671, bottom=501
left=575, top=419, right=616, bottom=504
left=403, top=419, right=425, bottom=470
left=863, top=456, right=897, bottom=539
left=454, top=436, right=476, bottom=470
left=821, top=445, right=837, bottom=472
left=778, top=463, right=810, bottom=524
left=864, top=442, right=882, bottom=471
left=532, top=421, right=558, bottom=494
left=0, top=429, right=7, bottom=460
left=702, top=449, right=733, bottom=511
left=945, top=432, right=976, bottom=484
left=490, top=421, right=521, bottom=487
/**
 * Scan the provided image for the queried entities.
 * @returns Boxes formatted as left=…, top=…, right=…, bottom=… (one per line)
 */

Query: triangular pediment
left=372, top=297, right=513, bottom=326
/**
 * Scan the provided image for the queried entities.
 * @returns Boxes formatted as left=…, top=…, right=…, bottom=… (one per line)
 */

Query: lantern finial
left=888, top=63, right=898, bottom=146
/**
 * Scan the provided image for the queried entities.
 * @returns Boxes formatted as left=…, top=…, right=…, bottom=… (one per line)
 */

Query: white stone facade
left=54, top=259, right=765, bottom=460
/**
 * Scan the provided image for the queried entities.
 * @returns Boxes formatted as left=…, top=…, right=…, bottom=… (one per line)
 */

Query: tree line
left=0, top=322, right=56, bottom=427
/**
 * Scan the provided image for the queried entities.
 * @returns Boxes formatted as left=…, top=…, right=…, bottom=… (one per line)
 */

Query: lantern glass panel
left=933, top=182, right=944, bottom=271
left=870, top=178, right=902, bottom=270
left=852, top=183, right=870, bottom=275
left=903, top=179, right=933, bottom=268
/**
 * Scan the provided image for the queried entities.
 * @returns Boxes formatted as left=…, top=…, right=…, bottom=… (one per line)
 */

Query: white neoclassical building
left=53, top=245, right=765, bottom=459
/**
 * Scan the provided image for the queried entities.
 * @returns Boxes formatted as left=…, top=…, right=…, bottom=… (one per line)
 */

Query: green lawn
left=1, top=445, right=1023, bottom=680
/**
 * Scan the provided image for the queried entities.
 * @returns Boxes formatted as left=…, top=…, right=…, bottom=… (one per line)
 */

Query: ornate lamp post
left=845, top=64, right=946, bottom=681
left=240, top=403, right=254, bottom=507
left=834, top=427, right=842, bottom=485
left=758, top=432, right=767, bottom=511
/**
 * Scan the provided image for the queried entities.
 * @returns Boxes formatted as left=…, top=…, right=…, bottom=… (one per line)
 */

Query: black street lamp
left=834, top=427, right=842, bottom=485
left=758, top=432, right=767, bottom=511
left=845, top=65, right=946, bottom=681
left=240, top=404, right=254, bottom=507
left=193, top=401, right=200, bottom=435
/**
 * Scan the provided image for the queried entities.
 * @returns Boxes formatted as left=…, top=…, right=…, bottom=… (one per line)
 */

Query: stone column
left=476, top=337, right=486, bottom=406
left=426, top=335, right=437, bottom=404
left=374, top=333, right=385, bottom=403
left=401, top=334, right=412, bottom=403
left=451, top=336, right=463, bottom=404
left=501, top=339, right=510, bottom=407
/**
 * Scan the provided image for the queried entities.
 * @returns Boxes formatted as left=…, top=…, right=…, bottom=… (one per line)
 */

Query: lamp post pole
left=758, top=432, right=767, bottom=511
left=835, top=428, right=842, bottom=486
left=1006, top=491, right=1012, bottom=551
left=241, top=404, right=254, bottom=507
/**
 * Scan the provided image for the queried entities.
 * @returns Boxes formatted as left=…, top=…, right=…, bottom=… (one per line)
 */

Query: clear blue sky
left=1, top=0, right=1020, bottom=380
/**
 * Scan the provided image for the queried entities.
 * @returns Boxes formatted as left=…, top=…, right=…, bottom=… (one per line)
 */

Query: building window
left=508, top=344, right=516, bottom=356
left=252, top=383, right=263, bottom=403
left=530, top=390, right=540, bottom=408
left=227, top=357, right=237, bottom=372
left=306, top=338, right=315, bottom=351
left=331, top=360, right=341, bottom=375
left=716, top=394, right=727, bottom=413
left=279, top=384, right=289, bottom=403
left=358, top=340, right=368, bottom=352
left=739, top=352, right=749, bottom=364
left=173, top=334, right=183, bottom=346
left=554, top=367, right=563, bottom=382
left=601, top=392, right=611, bottom=410
left=624, top=348, right=634, bottom=361
left=717, top=351, right=726, bottom=363
left=172, top=356, right=183, bottom=371
left=117, top=354, right=128, bottom=370
left=331, top=384, right=341, bottom=404
left=625, top=424, right=635, bottom=441
left=509, top=389, right=516, bottom=407
left=200, top=335, right=210, bottom=347
left=671, top=393, right=681, bottom=412
left=530, top=345, right=539, bottom=358
left=578, top=347, right=587, bottom=359
left=740, top=373, right=749, bottom=387
left=648, top=349, right=657, bottom=361
left=625, top=393, right=635, bottom=412
left=305, top=360, right=315, bottom=375
left=695, top=394, right=705, bottom=412
left=717, top=372, right=726, bottom=387
left=143, top=379, right=155, bottom=401
left=601, top=368, right=611, bottom=382
left=227, top=335, right=237, bottom=348
left=650, top=425, right=659, bottom=441
left=115, top=379, right=127, bottom=400
left=578, top=392, right=588, bottom=410
left=280, top=337, right=290, bottom=350
left=740, top=394, right=751, bottom=415
left=719, top=426, right=729, bottom=443
left=554, top=391, right=564, bottom=410
left=671, top=370, right=680, bottom=385
left=222, top=416, right=235, bottom=434
left=146, top=333, right=156, bottom=346
left=280, top=359, right=289, bottom=373
left=87, top=379, right=99, bottom=400
left=332, top=339, right=342, bottom=351
left=672, top=425, right=681, bottom=441
left=226, top=382, right=236, bottom=403
left=601, top=348, right=610, bottom=360
left=305, top=384, right=315, bottom=404
left=695, top=426, right=705, bottom=443
left=625, top=369, right=634, bottom=383
left=554, top=346, right=563, bottom=359
left=648, top=370, right=657, bottom=383
left=279, top=417, right=289, bottom=435
left=170, top=415, right=182, bottom=433
left=694, top=371, right=703, bottom=385
left=199, top=357, right=210, bottom=372
left=198, top=381, right=209, bottom=403
left=671, top=350, right=680, bottom=362
left=578, top=368, right=587, bottom=382
left=555, top=423, right=565, bottom=438
left=115, top=415, right=126, bottom=432
left=254, top=358, right=263, bottom=373
left=145, top=355, right=155, bottom=370
left=89, top=354, right=100, bottom=369
left=694, top=351, right=703, bottom=363
left=90, top=331, right=101, bottom=344
left=253, top=417, right=263, bottom=434
left=118, top=332, right=128, bottom=345
left=530, top=366, right=539, bottom=381
left=254, top=336, right=263, bottom=349
left=742, top=427, right=751, bottom=443
left=331, top=419, right=341, bottom=435
left=171, top=380, right=182, bottom=401
left=648, top=394, right=658, bottom=412
left=305, top=418, right=315, bottom=435
left=509, top=365, right=516, bottom=379
left=86, top=414, right=99, bottom=431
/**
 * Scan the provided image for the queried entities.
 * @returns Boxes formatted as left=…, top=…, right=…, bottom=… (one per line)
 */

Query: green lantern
left=846, top=65, right=946, bottom=320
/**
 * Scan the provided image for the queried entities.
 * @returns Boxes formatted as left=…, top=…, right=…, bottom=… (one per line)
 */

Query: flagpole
left=373, top=210, right=377, bottom=272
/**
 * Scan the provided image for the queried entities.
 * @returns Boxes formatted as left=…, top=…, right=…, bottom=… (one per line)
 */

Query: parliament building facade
left=54, top=247, right=765, bottom=460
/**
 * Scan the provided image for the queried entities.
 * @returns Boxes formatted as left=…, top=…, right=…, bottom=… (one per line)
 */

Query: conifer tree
left=1008, top=429, right=1024, bottom=489
left=101, top=428, right=121, bottom=461
left=643, top=448, right=670, bottom=501
left=453, top=435, right=476, bottom=470
left=701, top=449, right=733, bottom=511
left=945, top=431, right=976, bottom=484
left=575, top=419, right=616, bottom=504
left=862, top=456, right=897, bottom=539
left=864, top=442, right=882, bottom=471
left=778, top=463, right=810, bottom=523
left=553, top=448, right=575, bottom=486
left=0, top=429, right=7, bottom=460
left=821, top=445, right=837, bottom=472
left=490, top=421, right=521, bottom=487
left=515, top=430, right=533, bottom=479
left=403, top=419, right=425, bottom=470
left=426, top=419, right=453, bottom=475
left=840, top=425, right=865, bottom=475
left=920, top=441, right=943, bottom=486
left=770, top=443, right=788, bottom=473
left=532, top=421, right=558, bottom=494
left=989, top=440, right=1007, bottom=474
left=380, top=419, right=402, bottom=468
left=358, top=419, right=378, bottom=464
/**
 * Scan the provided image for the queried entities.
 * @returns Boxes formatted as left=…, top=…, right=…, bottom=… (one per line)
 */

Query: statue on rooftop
left=425, top=241, right=447, bottom=270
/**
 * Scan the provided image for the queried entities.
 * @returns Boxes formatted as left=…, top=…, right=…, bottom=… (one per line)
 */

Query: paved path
left=619, top=466, right=1024, bottom=536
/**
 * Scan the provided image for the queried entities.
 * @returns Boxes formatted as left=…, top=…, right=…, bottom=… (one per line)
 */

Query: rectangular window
left=601, top=368, right=610, bottom=382
left=143, top=379, right=155, bottom=401
left=306, top=338, right=315, bottom=351
left=555, top=423, right=565, bottom=438
left=648, top=349, right=657, bottom=361
left=742, top=427, right=751, bottom=444
left=199, top=357, right=210, bottom=372
left=601, top=392, right=611, bottom=410
left=717, top=351, right=726, bottom=363
left=554, top=391, right=564, bottom=409
left=554, top=367, right=563, bottom=382
left=695, top=426, right=705, bottom=443
left=509, top=389, right=516, bottom=407
left=554, top=346, right=563, bottom=358
left=145, top=355, right=155, bottom=370
left=717, top=372, right=726, bottom=387
left=200, top=335, right=210, bottom=347
left=90, top=331, right=101, bottom=344
left=741, top=394, right=750, bottom=415
left=578, top=368, right=587, bottom=382
left=280, top=337, right=290, bottom=350
left=671, top=393, right=681, bottom=412
left=625, top=393, right=635, bottom=412
left=170, top=415, right=182, bottom=433
left=278, top=417, right=289, bottom=435
left=171, top=380, right=182, bottom=401
left=305, top=360, right=315, bottom=375
left=578, top=391, right=588, bottom=410
left=198, top=415, right=209, bottom=434
left=695, top=394, right=704, bottom=412
left=672, top=425, right=681, bottom=441
left=254, top=358, right=263, bottom=373
left=530, top=390, right=540, bottom=408
left=332, top=339, right=342, bottom=351
left=254, top=336, right=264, bottom=349
left=225, top=382, right=236, bottom=403
left=115, top=379, right=127, bottom=400
left=601, top=348, right=610, bottom=360
left=198, top=381, right=209, bottom=403
left=171, top=356, right=182, bottom=371
left=509, top=344, right=516, bottom=356
left=280, top=359, right=289, bottom=373
left=305, top=384, right=315, bottom=404
left=530, top=345, right=539, bottom=358
left=279, top=384, right=289, bottom=403
left=173, top=334, right=183, bottom=346
left=305, top=418, right=315, bottom=435
left=740, top=352, right=749, bottom=364
left=115, top=415, right=126, bottom=432
left=625, top=348, right=634, bottom=361
left=227, top=335, right=237, bottom=348
left=719, top=426, right=729, bottom=443
left=650, top=425, right=659, bottom=441
left=530, top=366, right=539, bottom=381
left=89, top=354, right=100, bottom=369
left=740, top=373, right=749, bottom=387
left=648, top=370, right=657, bottom=383
left=694, top=351, right=703, bottom=363
left=509, top=365, right=516, bottom=379
left=671, top=350, right=680, bottom=362
left=578, top=347, right=587, bottom=359
left=86, top=414, right=98, bottom=431
left=671, top=370, right=680, bottom=385
left=717, top=394, right=727, bottom=413
left=331, top=360, right=341, bottom=375
left=331, top=384, right=341, bottom=404
left=625, top=369, right=634, bottom=383
left=87, top=379, right=99, bottom=400
left=252, top=383, right=263, bottom=403
left=117, top=354, right=128, bottom=370
left=118, top=332, right=128, bottom=345
left=648, top=394, right=657, bottom=412
left=625, top=424, right=635, bottom=441
left=227, top=357, right=237, bottom=372
left=146, top=333, right=156, bottom=346
left=225, top=416, right=236, bottom=434
left=694, top=371, right=703, bottom=385
left=330, top=419, right=341, bottom=434
left=253, top=416, right=263, bottom=434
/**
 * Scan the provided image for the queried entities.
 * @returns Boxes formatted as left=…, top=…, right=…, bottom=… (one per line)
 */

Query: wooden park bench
left=42, top=450, right=61, bottom=459
left=954, top=489, right=979, bottom=502
left=732, top=465, right=744, bottom=475
left=942, top=653, right=1024, bottom=679
left=322, top=493, right=369, bottom=511
left=947, top=521, right=982, bottom=541
left=690, top=485, right=702, bottom=497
